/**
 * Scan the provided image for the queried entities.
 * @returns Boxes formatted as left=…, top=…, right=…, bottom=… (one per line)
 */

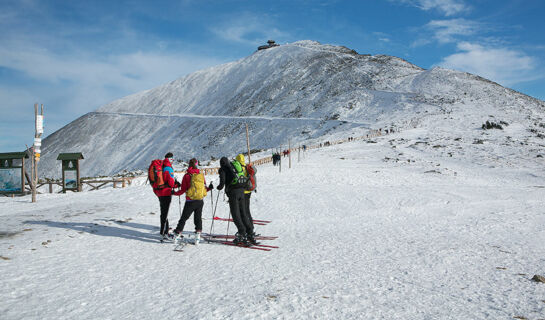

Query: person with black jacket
left=216, top=156, right=255, bottom=245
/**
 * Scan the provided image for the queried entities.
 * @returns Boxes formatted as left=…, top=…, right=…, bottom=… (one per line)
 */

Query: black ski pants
left=228, top=188, right=253, bottom=235
left=244, top=192, right=254, bottom=229
left=175, top=200, right=204, bottom=232
left=158, top=196, right=172, bottom=235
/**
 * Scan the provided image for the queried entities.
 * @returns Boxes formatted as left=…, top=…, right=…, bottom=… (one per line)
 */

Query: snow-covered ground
left=1, top=126, right=544, bottom=319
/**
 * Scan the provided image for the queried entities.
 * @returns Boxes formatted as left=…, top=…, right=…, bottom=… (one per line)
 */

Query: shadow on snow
left=24, top=220, right=160, bottom=244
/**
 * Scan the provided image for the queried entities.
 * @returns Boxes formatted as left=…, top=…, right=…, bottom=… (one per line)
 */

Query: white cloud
left=426, top=18, right=481, bottom=43
left=373, top=32, right=391, bottom=43
left=410, top=18, right=481, bottom=47
left=210, top=14, right=289, bottom=44
left=392, top=0, right=470, bottom=16
left=0, top=43, right=224, bottom=111
left=437, top=42, right=539, bottom=86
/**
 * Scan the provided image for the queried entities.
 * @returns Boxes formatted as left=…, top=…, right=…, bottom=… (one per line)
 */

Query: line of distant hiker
left=148, top=152, right=258, bottom=245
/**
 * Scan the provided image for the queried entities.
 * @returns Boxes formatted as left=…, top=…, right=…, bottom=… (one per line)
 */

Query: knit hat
left=165, top=152, right=173, bottom=158
left=236, top=154, right=245, bottom=166
left=189, top=158, right=198, bottom=169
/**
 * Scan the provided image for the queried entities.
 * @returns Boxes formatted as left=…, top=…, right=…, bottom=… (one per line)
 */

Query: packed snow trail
left=1, top=128, right=544, bottom=319
left=94, top=111, right=374, bottom=125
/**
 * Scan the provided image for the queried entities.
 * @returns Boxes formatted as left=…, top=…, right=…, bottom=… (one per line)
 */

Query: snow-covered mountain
left=39, top=40, right=545, bottom=178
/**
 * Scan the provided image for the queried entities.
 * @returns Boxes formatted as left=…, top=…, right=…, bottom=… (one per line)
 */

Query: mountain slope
left=39, top=40, right=544, bottom=178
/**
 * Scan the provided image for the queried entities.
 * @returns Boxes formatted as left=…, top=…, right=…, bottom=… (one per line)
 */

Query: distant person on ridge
left=152, top=152, right=179, bottom=241
left=172, top=158, right=213, bottom=244
left=216, top=156, right=255, bottom=245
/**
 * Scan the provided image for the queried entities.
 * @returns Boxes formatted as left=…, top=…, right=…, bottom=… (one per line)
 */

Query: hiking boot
left=162, top=233, right=174, bottom=241
left=172, top=229, right=183, bottom=243
left=194, top=231, right=201, bottom=245
left=233, top=232, right=248, bottom=245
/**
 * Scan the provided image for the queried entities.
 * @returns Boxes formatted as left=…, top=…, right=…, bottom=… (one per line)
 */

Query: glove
left=174, top=179, right=181, bottom=188
left=216, top=184, right=223, bottom=190
left=208, top=182, right=213, bottom=190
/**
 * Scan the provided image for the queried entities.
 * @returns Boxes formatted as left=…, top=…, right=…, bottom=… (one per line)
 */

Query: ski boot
left=246, top=231, right=258, bottom=245
left=233, top=232, right=248, bottom=246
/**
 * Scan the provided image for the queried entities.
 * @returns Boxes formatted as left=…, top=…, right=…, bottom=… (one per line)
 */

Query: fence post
left=289, top=139, right=292, bottom=169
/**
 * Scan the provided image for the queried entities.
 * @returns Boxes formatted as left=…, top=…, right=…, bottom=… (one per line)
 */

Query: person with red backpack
left=150, top=152, right=180, bottom=241
left=171, top=158, right=213, bottom=244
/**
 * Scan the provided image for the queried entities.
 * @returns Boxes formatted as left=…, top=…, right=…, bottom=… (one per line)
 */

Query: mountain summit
left=38, top=40, right=544, bottom=178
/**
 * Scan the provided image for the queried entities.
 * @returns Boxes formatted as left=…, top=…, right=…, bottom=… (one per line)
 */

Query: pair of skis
left=206, top=189, right=277, bottom=251
left=202, top=233, right=278, bottom=251
left=203, top=237, right=279, bottom=251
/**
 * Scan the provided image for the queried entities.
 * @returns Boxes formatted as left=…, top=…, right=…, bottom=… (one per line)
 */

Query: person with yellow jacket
left=235, top=154, right=256, bottom=243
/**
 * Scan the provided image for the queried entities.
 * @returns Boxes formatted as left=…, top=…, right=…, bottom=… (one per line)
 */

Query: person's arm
left=216, top=168, right=225, bottom=190
left=179, top=173, right=191, bottom=194
left=163, top=169, right=176, bottom=188
left=203, top=176, right=214, bottom=191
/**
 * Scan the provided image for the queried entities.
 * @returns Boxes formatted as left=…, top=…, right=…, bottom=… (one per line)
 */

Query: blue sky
left=1, top=0, right=544, bottom=152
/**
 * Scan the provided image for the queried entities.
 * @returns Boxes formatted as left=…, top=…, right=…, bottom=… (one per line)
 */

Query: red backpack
left=148, top=159, right=166, bottom=189
left=245, top=163, right=257, bottom=191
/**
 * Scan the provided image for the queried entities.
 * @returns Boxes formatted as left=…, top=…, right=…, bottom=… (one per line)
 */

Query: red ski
left=252, top=243, right=279, bottom=249
left=209, top=239, right=272, bottom=251
left=212, top=217, right=271, bottom=224
left=202, top=234, right=277, bottom=241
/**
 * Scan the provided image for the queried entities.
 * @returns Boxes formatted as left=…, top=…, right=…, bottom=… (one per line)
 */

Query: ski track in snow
left=95, top=111, right=374, bottom=126
left=1, top=129, right=545, bottom=319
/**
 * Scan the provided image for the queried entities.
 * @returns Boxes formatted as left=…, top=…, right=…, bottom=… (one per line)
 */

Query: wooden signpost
left=245, top=123, right=251, bottom=164
left=31, top=103, right=44, bottom=202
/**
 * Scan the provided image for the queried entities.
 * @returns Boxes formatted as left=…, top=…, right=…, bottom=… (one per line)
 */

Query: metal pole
left=226, top=204, right=232, bottom=242
left=208, top=189, right=221, bottom=239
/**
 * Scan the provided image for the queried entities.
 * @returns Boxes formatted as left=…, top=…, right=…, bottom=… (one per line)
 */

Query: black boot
left=233, top=232, right=248, bottom=245
left=246, top=232, right=257, bottom=245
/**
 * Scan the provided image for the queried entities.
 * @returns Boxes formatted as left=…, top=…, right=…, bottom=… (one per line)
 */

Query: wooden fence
left=29, top=177, right=138, bottom=194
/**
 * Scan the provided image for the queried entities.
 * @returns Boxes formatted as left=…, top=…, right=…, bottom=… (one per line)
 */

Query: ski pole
left=226, top=197, right=231, bottom=242
left=208, top=189, right=221, bottom=239
left=178, top=195, right=182, bottom=219
left=209, top=188, right=214, bottom=235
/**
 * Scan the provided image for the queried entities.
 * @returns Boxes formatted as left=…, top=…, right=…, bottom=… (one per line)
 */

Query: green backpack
left=230, top=160, right=248, bottom=186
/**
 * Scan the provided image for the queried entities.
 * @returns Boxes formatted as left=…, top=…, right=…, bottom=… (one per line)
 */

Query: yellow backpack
left=186, top=173, right=207, bottom=200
